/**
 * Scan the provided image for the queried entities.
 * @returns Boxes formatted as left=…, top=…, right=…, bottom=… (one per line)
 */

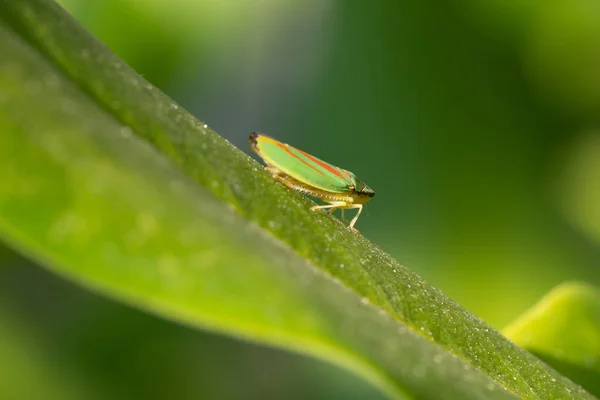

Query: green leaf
left=0, top=0, right=593, bottom=399
left=504, top=282, right=600, bottom=397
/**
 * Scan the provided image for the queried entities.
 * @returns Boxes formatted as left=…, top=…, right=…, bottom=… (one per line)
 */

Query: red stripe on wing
left=296, top=149, right=347, bottom=181
left=273, top=142, right=325, bottom=176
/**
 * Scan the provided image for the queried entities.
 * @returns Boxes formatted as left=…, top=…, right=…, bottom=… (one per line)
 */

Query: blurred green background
left=3, top=0, right=600, bottom=398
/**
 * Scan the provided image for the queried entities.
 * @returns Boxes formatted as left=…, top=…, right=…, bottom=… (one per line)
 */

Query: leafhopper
left=249, top=132, right=375, bottom=233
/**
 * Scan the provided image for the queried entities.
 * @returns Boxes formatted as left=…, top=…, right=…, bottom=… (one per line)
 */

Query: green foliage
left=504, top=282, right=600, bottom=397
left=559, top=131, right=600, bottom=248
left=0, top=307, right=104, bottom=400
left=0, top=0, right=595, bottom=399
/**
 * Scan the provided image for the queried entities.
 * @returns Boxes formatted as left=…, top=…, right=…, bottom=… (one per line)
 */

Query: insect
left=249, top=132, right=375, bottom=233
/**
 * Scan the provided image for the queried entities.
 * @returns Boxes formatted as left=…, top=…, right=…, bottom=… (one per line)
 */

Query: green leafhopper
left=249, top=132, right=375, bottom=233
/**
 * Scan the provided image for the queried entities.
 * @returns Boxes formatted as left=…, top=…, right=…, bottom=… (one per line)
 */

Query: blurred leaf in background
left=504, top=282, right=600, bottom=397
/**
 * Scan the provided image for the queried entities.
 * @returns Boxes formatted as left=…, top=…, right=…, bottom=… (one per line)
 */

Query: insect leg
left=265, top=165, right=282, bottom=177
left=348, top=204, right=363, bottom=233
left=271, top=173, right=301, bottom=192
left=324, top=205, right=348, bottom=223
left=310, top=202, right=346, bottom=213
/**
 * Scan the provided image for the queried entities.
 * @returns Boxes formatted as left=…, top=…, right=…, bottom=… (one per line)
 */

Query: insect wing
left=251, top=133, right=355, bottom=192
